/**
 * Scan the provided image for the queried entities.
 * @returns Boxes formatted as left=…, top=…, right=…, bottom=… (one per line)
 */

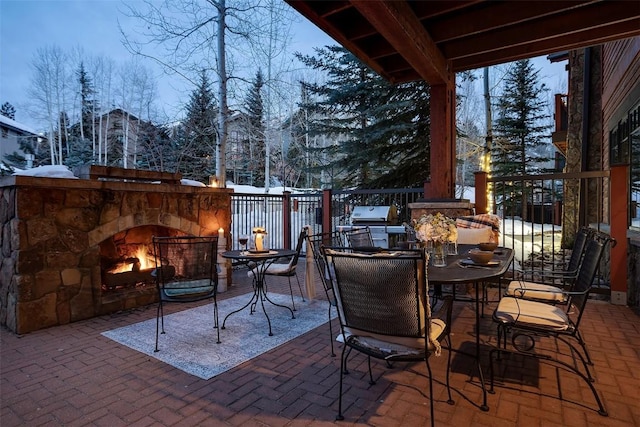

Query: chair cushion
left=340, top=318, right=446, bottom=353
left=162, top=279, right=215, bottom=298
left=247, top=262, right=294, bottom=277
left=456, top=227, right=494, bottom=244
left=506, top=280, right=568, bottom=302
left=494, top=297, right=569, bottom=331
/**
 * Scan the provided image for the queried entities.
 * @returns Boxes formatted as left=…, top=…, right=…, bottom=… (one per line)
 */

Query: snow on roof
left=0, top=115, right=40, bottom=136
left=13, top=165, right=78, bottom=179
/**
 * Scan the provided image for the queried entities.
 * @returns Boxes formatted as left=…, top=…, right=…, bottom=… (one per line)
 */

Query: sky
left=0, top=0, right=567, bottom=132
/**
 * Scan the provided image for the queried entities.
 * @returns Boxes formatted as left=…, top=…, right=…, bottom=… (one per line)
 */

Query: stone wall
left=0, top=176, right=232, bottom=334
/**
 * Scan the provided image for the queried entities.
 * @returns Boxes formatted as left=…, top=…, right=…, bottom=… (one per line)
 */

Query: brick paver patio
left=2, top=264, right=639, bottom=426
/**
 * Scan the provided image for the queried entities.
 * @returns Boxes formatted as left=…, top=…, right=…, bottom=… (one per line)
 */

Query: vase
left=431, top=241, right=447, bottom=267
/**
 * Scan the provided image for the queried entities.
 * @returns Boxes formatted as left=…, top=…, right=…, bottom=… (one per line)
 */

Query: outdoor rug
left=102, top=293, right=334, bottom=380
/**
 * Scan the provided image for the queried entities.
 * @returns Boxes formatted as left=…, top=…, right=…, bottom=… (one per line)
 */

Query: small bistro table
left=221, top=249, right=296, bottom=336
left=428, top=244, right=515, bottom=412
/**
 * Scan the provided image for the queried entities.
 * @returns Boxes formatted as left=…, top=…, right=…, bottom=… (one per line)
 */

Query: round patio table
left=221, top=249, right=296, bottom=336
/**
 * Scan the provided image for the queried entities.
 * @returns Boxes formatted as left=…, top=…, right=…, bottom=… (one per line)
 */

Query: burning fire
left=111, top=246, right=154, bottom=274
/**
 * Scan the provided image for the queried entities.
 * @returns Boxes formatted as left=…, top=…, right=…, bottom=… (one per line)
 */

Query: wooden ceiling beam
left=351, top=0, right=450, bottom=85
left=285, top=0, right=395, bottom=81
left=452, top=20, right=640, bottom=71
left=426, top=1, right=595, bottom=43
left=443, top=2, right=639, bottom=61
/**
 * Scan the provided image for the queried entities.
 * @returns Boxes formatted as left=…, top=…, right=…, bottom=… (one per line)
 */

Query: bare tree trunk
left=215, top=0, right=228, bottom=187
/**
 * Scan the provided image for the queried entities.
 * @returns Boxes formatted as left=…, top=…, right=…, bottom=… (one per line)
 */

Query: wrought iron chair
left=504, top=226, right=594, bottom=303
left=342, top=226, right=375, bottom=249
left=322, top=248, right=454, bottom=426
left=306, top=230, right=344, bottom=356
left=259, top=228, right=307, bottom=310
left=490, top=238, right=608, bottom=416
left=152, top=235, right=220, bottom=352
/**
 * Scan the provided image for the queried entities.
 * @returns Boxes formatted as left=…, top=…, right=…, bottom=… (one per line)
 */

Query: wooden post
left=610, top=165, right=628, bottom=305
left=282, top=191, right=292, bottom=249
left=474, top=171, right=488, bottom=214
left=425, top=81, right=456, bottom=198
left=322, top=189, right=333, bottom=235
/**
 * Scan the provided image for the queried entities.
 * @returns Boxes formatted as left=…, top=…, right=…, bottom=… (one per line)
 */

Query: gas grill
left=338, top=205, right=407, bottom=249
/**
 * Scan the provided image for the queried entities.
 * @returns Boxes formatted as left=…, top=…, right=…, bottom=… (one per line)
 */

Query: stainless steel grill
left=339, top=205, right=406, bottom=248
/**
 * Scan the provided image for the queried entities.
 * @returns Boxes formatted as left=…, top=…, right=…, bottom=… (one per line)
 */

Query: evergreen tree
left=491, top=59, right=553, bottom=215
left=136, top=121, right=176, bottom=172
left=182, top=69, right=217, bottom=182
left=66, top=63, right=97, bottom=167
left=0, top=102, right=16, bottom=120
left=296, top=46, right=430, bottom=189
left=242, top=70, right=266, bottom=186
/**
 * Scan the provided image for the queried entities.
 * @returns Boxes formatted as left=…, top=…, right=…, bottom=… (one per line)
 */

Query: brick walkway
left=2, top=264, right=640, bottom=426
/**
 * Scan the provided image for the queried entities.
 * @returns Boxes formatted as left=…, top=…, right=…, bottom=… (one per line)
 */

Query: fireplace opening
left=100, top=225, right=184, bottom=293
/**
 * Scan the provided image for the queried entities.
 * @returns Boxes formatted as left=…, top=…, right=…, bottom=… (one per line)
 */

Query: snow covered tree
left=296, top=45, right=431, bottom=189
left=491, top=59, right=553, bottom=216
left=0, top=102, right=16, bottom=120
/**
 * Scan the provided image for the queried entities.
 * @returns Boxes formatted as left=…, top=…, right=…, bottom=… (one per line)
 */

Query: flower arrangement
left=412, top=212, right=457, bottom=243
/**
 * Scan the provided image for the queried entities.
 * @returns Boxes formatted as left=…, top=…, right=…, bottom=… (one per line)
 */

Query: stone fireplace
left=0, top=166, right=232, bottom=334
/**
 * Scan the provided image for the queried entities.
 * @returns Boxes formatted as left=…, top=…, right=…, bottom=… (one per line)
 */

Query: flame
left=111, top=246, right=153, bottom=274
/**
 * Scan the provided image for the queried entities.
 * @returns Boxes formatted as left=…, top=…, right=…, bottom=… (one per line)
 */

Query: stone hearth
left=0, top=167, right=232, bottom=334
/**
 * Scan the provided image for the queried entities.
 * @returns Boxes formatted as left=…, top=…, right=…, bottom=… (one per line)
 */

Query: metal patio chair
left=259, top=228, right=307, bottom=310
left=323, top=248, right=454, bottom=426
left=152, top=235, right=220, bottom=352
left=490, top=238, right=609, bottom=416
left=504, top=226, right=594, bottom=303
left=342, top=226, right=375, bottom=249
left=306, top=230, right=344, bottom=356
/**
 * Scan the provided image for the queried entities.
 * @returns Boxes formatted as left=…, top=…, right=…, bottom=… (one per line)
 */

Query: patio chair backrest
left=343, top=226, right=375, bottom=248
left=306, top=230, right=344, bottom=293
left=324, top=249, right=429, bottom=339
left=565, top=226, right=592, bottom=274
left=566, top=238, right=605, bottom=325
left=288, top=228, right=307, bottom=268
left=152, top=235, right=219, bottom=302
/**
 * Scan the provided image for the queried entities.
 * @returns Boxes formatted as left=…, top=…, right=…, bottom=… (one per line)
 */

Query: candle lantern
left=251, top=227, right=268, bottom=252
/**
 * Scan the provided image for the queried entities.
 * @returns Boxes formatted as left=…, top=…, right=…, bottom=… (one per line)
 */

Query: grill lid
left=351, top=205, right=398, bottom=224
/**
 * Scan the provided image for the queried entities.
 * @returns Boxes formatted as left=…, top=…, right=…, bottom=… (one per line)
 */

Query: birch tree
left=27, top=45, right=71, bottom=165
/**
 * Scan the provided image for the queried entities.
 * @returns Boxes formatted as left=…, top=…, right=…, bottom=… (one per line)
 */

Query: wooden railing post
left=282, top=191, right=292, bottom=249
left=610, top=165, right=628, bottom=305
left=322, top=189, right=333, bottom=235
left=474, top=171, right=488, bottom=214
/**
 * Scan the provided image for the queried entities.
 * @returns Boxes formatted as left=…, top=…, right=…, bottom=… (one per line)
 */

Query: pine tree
left=491, top=59, right=553, bottom=215
left=295, top=46, right=430, bottom=189
left=242, top=70, right=266, bottom=186
left=182, top=69, right=217, bottom=182
left=0, top=102, right=16, bottom=120
left=66, top=63, right=97, bottom=167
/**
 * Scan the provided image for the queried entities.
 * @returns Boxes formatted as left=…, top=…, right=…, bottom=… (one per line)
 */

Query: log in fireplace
left=0, top=166, right=232, bottom=334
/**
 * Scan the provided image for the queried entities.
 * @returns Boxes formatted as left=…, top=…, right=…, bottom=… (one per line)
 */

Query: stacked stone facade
left=0, top=176, right=231, bottom=334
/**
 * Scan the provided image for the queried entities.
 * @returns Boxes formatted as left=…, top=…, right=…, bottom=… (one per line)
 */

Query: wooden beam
left=443, top=1, right=640, bottom=62
left=351, top=0, right=450, bottom=85
left=609, top=165, right=628, bottom=305
left=452, top=19, right=640, bottom=72
left=425, top=83, right=456, bottom=198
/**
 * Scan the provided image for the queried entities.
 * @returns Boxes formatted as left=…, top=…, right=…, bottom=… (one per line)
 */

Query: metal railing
left=484, top=170, right=611, bottom=293
left=230, top=188, right=423, bottom=250
left=230, top=171, right=611, bottom=295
